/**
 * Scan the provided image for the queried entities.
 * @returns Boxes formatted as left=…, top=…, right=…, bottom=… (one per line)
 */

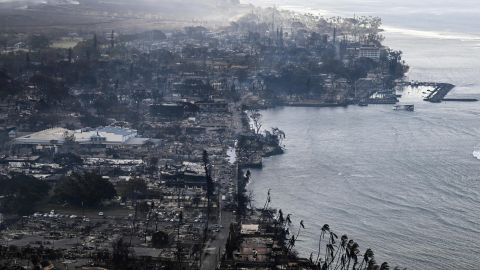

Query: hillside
left=0, top=0, right=247, bottom=33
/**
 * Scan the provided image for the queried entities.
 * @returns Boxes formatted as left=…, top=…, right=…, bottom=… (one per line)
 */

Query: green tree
left=0, top=70, right=21, bottom=97
left=54, top=172, right=116, bottom=207
left=28, top=34, right=50, bottom=50
left=0, top=173, right=50, bottom=215
left=53, top=152, right=83, bottom=168
left=116, top=178, right=147, bottom=200
left=30, top=73, right=69, bottom=103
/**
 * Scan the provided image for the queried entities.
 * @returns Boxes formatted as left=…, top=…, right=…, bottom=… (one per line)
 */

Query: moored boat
left=393, top=104, right=414, bottom=111
left=474, top=145, right=480, bottom=160
left=358, top=100, right=368, bottom=106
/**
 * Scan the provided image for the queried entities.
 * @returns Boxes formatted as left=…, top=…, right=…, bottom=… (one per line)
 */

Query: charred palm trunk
left=202, top=150, right=213, bottom=243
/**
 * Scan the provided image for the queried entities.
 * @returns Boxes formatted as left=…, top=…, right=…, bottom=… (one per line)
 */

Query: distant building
left=347, top=44, right=382, bottom=61
left=150, top=102, right=198, bottom=118
left=358, top=45, right=381, bottom=61
left=195, top=99, right=229, bottom=113
left=241, top=224, right=259, bottom=235
left=8, top=129, right=16, bottom=139
left=161, top=162, right=208, bottom=188
left=182, top=161, right=206, bottom=187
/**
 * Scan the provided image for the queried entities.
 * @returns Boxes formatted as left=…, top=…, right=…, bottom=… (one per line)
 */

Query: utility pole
left=272, top=4, right=276, bottom=33
left=218, top=190, right=221, bottom=225
left=110, top=30, right=115, bottom=49
left=333, top=27, right=337, bottom=45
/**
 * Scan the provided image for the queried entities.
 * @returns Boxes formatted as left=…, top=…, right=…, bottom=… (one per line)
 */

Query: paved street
left=200, top=211, right=234, bottom=270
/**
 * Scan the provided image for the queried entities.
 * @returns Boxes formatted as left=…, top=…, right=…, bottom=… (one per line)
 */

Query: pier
left=397, top=81, right=457, bottom=103
left=422, top=83, right=455, bottom=103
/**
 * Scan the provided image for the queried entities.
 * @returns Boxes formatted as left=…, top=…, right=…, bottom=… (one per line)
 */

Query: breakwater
left=422, top=83, right=455, bottom=102
left=442, top=98, right=478, bottom=102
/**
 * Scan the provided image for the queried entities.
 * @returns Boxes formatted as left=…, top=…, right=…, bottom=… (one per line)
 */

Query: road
left=200, top=211, right=234, bottom=270
left=200, top=101, right=244, bottom=269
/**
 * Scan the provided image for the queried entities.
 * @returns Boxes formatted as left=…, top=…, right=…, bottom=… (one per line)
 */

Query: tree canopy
left=0, top=173, right=50, bottom=215
left=28, top=34, right=50, bottom=50
left=53, top=152, right=83, bottom=168
left=54, top=172, right=116, bottom=207
left=116, top=178, right=148, bottom=200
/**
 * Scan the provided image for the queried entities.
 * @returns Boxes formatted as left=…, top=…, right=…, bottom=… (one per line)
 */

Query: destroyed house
left=150, top=102, right=198, bottom=118
left=195, top=100, right=229, bottom=113
left=161, top=162, right=207, bottom=188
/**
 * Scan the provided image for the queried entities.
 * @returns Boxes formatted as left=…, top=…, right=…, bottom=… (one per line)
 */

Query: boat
left=473, top=145, right=480, bottom=160
left=358, top=100, right=368, bottom=107
left=393, top=104, right=414, bottom=111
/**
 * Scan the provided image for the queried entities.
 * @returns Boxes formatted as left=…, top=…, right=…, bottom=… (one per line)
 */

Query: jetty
left=396, top=81, right=460, bottom=103
left=422, top=83, right=455, bottom=103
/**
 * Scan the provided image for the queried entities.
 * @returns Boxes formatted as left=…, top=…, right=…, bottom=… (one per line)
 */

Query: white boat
left=473, top=145, right=480, bottom=160
left=393, top=104, right=414, bottom=111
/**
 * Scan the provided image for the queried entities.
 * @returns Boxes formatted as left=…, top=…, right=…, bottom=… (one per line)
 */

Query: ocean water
left=249, top=104, right=480, bottom=269
left=242, top=0, right=480, bottom=269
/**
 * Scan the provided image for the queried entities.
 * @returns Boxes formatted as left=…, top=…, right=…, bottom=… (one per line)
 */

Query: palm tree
left=263, top=188, right=271, bottom=210
left=324, top=230, right=338, bottom=268
left=344, top=241, right=360, bottom=270
left=202, top=150, right=214, bottom=243
left=380, top=262, right=390, bottom=270
left=359, top=249, right=374, bottom=270
left=366, top=258, right=379, bottom=270
left=296, top=220, right=305, bottom=239
left=278, top=209, right=284, bottom=224
left=333, top=235, right=349, bottom=270
left=177, top=211, right=183, bottom=266
left=287, top=235, right=296, bottom=251
left=285, top=214, right=292, bottom=228
left=144, top=201, right=155, bottom=243
left=316, top=224, right=330, bottom=265
left=288, top=220, right=305, bottom=253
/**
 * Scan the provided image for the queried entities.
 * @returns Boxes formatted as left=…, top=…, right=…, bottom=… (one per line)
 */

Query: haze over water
left=243, top=1, right=480, bottom=269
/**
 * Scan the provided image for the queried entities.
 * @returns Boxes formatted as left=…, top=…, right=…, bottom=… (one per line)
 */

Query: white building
left=358, top=45, right=381, bottom=61
left=14, top=126, right=147, bottom=146
left=346, top=44, right=382, bottom=61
